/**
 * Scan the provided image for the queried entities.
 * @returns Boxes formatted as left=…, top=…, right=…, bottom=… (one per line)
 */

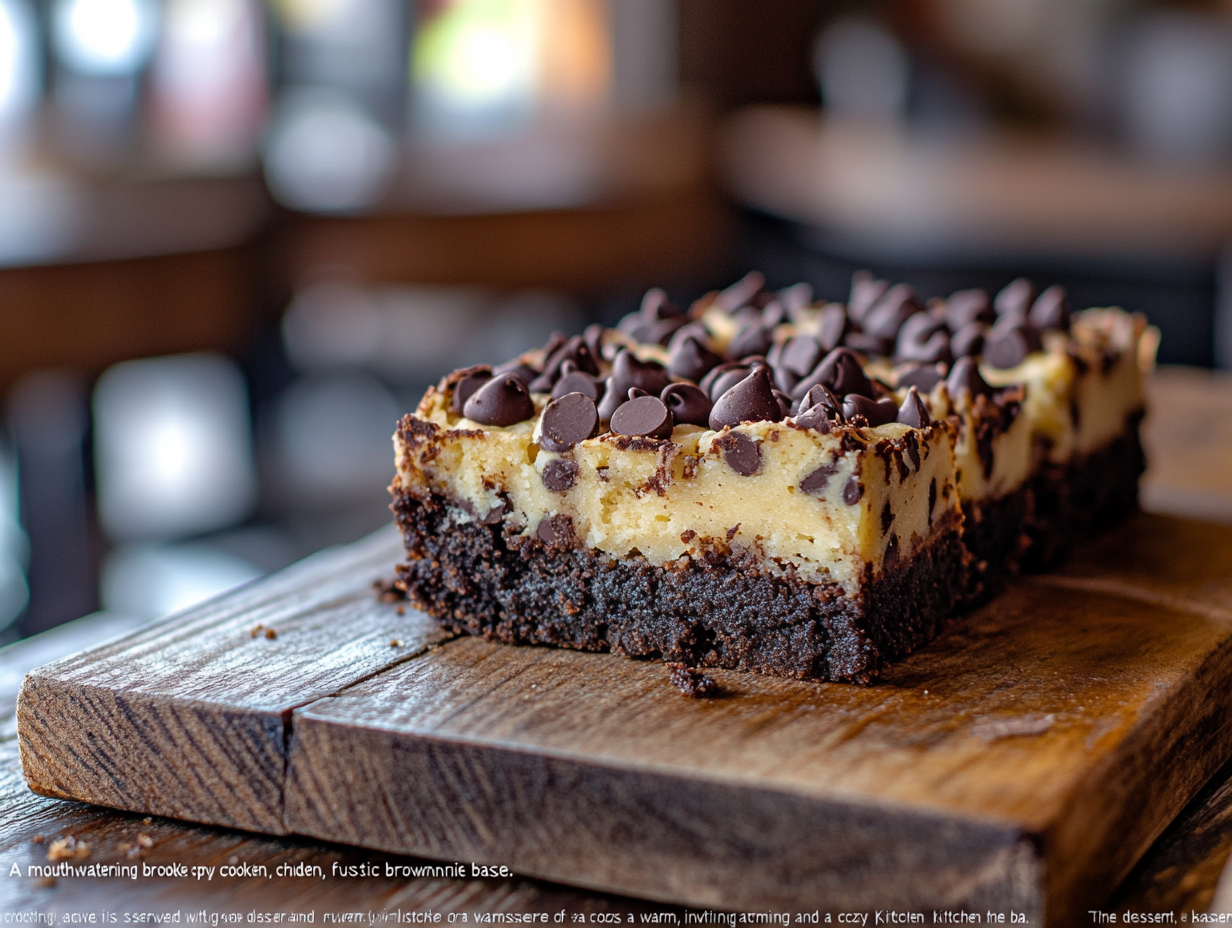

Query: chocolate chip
left=1030, top=285, right=1071, bottom=331
left=983, top=323, right=1040, bottom=369
left=612, top=349, right=671, bottom=398
left=661, top=383, right=712, bottom=427
left=994, top=278, right=1037, bottom=320
left=727, top=322, right=774, bottom=360
left=797, top=383, right=842, bottom=418
left=698, top=360, right=744, bottom=397
left=536, top=514, right=573, bottom=546
left=842, top=394, right=898, bottom=427
left=532, top=335, right=600, bottom=390
left=463, top=374, right=536, bottom=426
left=610, top=394, right=674, bottom=439
left=551, top=366, right=602, bottom=400
left=715, top=431, right=761, bottom=476
left=792, top=348, right=874, bottom=401
left=945, top=356, right=993, bottom=401
left=894, top=313, right=952, bottom=365
left=668, top=334, right=723, bottom=383
left=863, top=284, right=924, bottom=339
left=817, top=304, right=849, bottom=352
left=849, top=270, right=889, bottom=324
left=716, top=271, right=765, bottom=312
left=710, top=367, right=781, bottom=430
left=842, top=331, right=893, bottom=357
left=780, top=334, right=824, bottom=376
left=779, top=281, right=813, bottom=317
left=896, top=362, right=946, bottom=393
left=539, top=392, right=600, bottom=451
left=843, top=476, right=863, bottom=504
left=596, top=377, right=622, bottom=422
left=760, top=300, right=788, bottom=329
left=541, top=458, right=578, bottom=491
left=640, top=286, right=686, bottom=320
left=950, top=322, right=987, bottom=359
left=704, top=365, right=752, bottom=403
left=944, top=289, right=994, bottom=330
left=800, top=460, right=840, bottom=494
left=896, top=386, right=931, bottom=428
left=481, top=502, right=506, bottom=525
left=451, top=366, right=493, bottom=414
left=492, top=360, right=537, bottom=388
left=794, top=404, right=833, bottom=432
left=773, top=389, right=793, bottom=420
left=583, top=323, right=606, bottom=360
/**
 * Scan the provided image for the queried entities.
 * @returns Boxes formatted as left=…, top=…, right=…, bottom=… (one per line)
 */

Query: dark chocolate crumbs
left=536, top=514, right=573, bottom=547
left=667, top=662, right=719, bottom=698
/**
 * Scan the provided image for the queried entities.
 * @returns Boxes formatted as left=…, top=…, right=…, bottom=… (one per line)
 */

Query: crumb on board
left=396, top=606, right=405, bottom=615
left=666, top=662, right=719, bottom=698
left=142, top=818, right=152, bottom=825
left=38, top=878, right=55, bottom=888
left=250, top=623, right=263, bottom=638
left=47, top=836, right=90, bottom=861
left=31, top=835, right=44, bottom=844
left=373, top=577, right=407, bottom=603
left=390, top=639, right=402, bottom=647
left=264, top=628, right=277, bottom=639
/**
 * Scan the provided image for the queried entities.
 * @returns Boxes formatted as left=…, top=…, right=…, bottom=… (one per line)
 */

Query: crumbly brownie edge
left=1023, top=413, right=1145, bottom=570
left=391, top=488, right=968, bottom=684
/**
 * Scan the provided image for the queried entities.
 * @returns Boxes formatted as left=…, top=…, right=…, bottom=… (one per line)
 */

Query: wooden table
left=5, top=367, right=1232, bottom=922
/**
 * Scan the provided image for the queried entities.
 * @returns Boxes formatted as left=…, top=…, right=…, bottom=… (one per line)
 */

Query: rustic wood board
left=16, top=513, right=1232, bottom=925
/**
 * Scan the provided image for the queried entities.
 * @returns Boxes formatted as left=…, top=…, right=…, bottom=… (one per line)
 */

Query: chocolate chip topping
left=779, top=334, right=824, bottom=376
left=668, top=334, right=723, bottom=383
left=779, top=281, right=813, bottom=317
left=727, top=322, right=774, bottom=360
left=492, top=360, right=537, bottom=388
left=950, top=322, right=987, bottom=359
left=596, top=376, right=622, bottom=422
left=612, top=349, right=671, bottom=398
left=849, top=270, right=889, bottom=324
left=539, top=392, right=600, bottom=452
left=551, top=365, right=602, bottom=400
left=541, top=458, right=579, bottom=492
left=716, top=271, right=765, bottom=312
left=710, top=367, right=781, bottom=430
left=842, top=394, right=898, bottom=427
left=1029, top=284, right=1071, bottom=331
left=797, top=383, right=842, bottom=418
left=715, top=431, right=761, bottom=476
left=792, top=347, right=874, bottom=401
left=897, top=386, right=931, bottom=429
left=760, top=299, right=788, bottom=329
left=944, top=289, right=994, bottom=330
left=843, top=331, right=893, bottom=357
left=661, top=383, right=713, bottom=427
left=582, top=323, right=606, bottom=361
left=994, top=278, right=1037, bottom=320
left=945, top=356, right=993, bottom=400
left=531, top=335, right=600, bottom=391
left=894, top=313, right=952, bottom=365
left=896, top=362, right=947, bottom=393
left=610, top=394, right=674, bottom=439
left=863, top=284, right=924, bottom=340
left=451, top=366, right=493, bottom=414
left=817, top=304, right=849, bottom=352
left=983, top=322, right=1041, bottom=370
left=800, top=460, right=840, bottom=494
left=463, top=373, right=536, bottom=426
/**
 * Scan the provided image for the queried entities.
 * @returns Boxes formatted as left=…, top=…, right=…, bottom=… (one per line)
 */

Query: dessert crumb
left=47, top=836, right=90, bottom=861
left=373, top=577, right=406, bottom=603
left=250, top=624, right=263, bottom=638
left=389, top=639, right=402, bottom=648
left=264, top=628, right=277, bottom=639
left=667, top=662, right=719, bottom=698
left=396, top=606, right=405, bottom=615
left=142, top=818, right=152, bottom=825
left=31, top=835, right=45, bottom=844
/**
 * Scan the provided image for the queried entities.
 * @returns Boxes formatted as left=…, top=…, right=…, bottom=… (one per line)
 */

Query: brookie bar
left=390, top=272, right=1151, bottom=682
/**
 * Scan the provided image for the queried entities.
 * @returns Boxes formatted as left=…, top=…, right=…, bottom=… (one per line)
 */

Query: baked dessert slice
left=390, top=272, right=1150, bottom=682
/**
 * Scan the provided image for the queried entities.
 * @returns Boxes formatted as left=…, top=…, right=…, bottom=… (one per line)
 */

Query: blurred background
left=2, top=0, right=1232, bottom=648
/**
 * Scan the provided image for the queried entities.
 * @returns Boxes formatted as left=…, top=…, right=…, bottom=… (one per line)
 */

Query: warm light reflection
left=0, top=0, right=38, bottom=128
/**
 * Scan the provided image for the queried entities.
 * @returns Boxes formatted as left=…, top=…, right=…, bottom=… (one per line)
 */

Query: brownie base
left=392, top=490, right=969, bottom=684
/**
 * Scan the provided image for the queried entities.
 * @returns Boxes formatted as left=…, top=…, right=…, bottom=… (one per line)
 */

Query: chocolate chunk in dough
left=463, top=374, right=535, bottom=426
left=536, top=514, right=573, bottom=547
left=610, top=394, right=674, bottom=439
left=541, top=458, right=579, bottom=492
left=800, top=460, right=840, bottom=495
left=843, top=476, right=864, bottom=505
left=715, top=431, right=761, bottom=476
left=539, top=392, right=600, bottom=452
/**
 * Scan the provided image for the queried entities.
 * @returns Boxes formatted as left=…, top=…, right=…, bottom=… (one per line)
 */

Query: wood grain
left=17, top=515, right=1232, bottom=923
left=16, top=526, right=449, bottom=833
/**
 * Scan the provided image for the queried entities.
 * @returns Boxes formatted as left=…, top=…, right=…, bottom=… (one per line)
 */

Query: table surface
left=5, top=365, right=1232, bottom=922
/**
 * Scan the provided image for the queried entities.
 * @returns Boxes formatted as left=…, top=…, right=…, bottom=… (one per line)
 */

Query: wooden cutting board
left=16, top=513, right=1232, bottom=926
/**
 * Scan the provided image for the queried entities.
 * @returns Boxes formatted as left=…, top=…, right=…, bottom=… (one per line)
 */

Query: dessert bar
left=390, top=272, right=1150, bottom=682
